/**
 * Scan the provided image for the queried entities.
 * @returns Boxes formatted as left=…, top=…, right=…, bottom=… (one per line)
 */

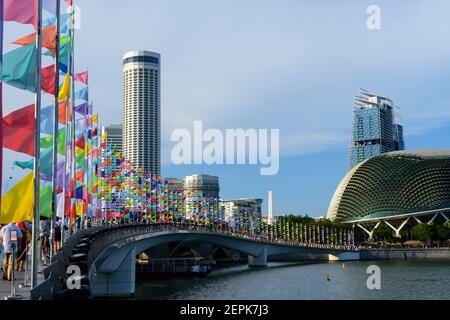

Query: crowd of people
left=0, top=218, right=62, bottom=282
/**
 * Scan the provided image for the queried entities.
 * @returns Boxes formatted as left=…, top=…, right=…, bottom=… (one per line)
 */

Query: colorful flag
left=40, top=128, right=66, bottom=155
left=2, top=44, right=36, bottom=92
left=75, top=102, right=89, bottom=115
left=41, top=64, right=56, bottom=94
left=75, top=70, right=88, bottom=85
left=58, top=72, right=71, bottom=100
left=12, top=25, right=57, bottom=55
left=75, top=87, right=88, bottom=101
left=4, top=0, right=36, bottom=27
left=2, top=104, right=35, bottom=156
left=0, top=173, right=34, bottom=224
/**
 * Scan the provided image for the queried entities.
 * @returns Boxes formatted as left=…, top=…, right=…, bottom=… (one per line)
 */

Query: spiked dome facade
left=327, top=149, right=450, bottom=222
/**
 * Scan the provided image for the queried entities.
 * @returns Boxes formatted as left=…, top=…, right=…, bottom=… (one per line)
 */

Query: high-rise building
left=104, top=124, right=123, bottom=154
left=222, top=198, right=263, bottom=231
left=184, top=174, right=220, bottom=198
left=348, top=89, right=404, bottom=170
left=122, top=50, right=161, bottom=176
left=184, top=174, right=220, bottom=219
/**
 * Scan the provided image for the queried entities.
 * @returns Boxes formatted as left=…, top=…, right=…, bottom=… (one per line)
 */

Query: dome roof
left=327, top=149, right=450, bottom=222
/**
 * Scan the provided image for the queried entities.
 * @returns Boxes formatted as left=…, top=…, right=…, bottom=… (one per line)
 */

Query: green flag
left=40, top=185, right=53, bottom=218
left=40, top=129, right=66, bottom=155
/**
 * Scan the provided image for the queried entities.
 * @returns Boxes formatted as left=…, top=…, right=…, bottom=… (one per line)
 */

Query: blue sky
left=3, top=0, right=450, bottom=217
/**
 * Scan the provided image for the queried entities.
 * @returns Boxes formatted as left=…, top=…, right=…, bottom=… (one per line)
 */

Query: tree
left=434, top=223, right=450, bottom=241
left=373, top=223, right=393, bottom=242
left=285, top=214, right=315, bottom=225
left=412, top=223, right=434, bottom=242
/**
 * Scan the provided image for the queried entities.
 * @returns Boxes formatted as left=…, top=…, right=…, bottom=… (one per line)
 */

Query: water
left=134, top=260, right=450, bottom=300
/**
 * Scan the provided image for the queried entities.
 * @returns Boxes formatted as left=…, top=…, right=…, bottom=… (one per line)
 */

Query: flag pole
left=71, top=2, right=77, bottom=231
left=50, top=0, right=61, bottom=259
left=68, top=1, right=75, bottom=234
left=31, top=0, right=43, bottom=289
left=0, top=0, right=4, bottom=207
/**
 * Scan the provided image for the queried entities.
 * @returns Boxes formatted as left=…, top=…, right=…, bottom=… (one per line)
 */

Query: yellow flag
left=75, top=146, right=84, bottom=155
left=92, top=114, right=98, bottom=124
left=58, top=72, right=71, bottom=100
left=76, top=203, right=83, bottom=217
left=0, top=173, right=34, bottom=224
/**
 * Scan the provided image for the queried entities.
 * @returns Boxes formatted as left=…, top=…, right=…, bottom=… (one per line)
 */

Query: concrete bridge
left=31, top=223, right=360, bottom=299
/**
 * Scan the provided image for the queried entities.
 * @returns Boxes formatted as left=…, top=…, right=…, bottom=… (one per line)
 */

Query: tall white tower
left=122, top=50, right=161, bottom=176
left=268, top=190, right=273, bottom=225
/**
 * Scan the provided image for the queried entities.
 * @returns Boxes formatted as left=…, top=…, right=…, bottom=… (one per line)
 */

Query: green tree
left=373, top=223, right=393, bottom=242
left=285, top=214, right=314, bottom=225
left=434, top=223, right=450, bottom=241
left=412, top=223, right=434, bottom=242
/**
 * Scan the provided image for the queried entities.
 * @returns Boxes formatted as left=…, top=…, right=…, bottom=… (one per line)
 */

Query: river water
left=134, top=260, right=450, bottom=300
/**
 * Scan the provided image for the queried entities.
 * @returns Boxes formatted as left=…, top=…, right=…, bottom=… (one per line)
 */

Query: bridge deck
left=0, top=271, right=44, bottom=300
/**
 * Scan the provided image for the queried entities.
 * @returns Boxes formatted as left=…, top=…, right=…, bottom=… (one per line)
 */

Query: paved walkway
left=0, top=260, right=45, bottom=300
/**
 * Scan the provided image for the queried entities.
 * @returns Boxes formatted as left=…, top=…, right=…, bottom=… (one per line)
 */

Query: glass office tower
left=348, top=89, right=405, bottom=170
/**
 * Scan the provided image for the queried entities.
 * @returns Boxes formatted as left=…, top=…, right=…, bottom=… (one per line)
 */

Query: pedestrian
left=16, top=222, right=29, bottom=272
left=0, top=223, right=23, bottom=281
left=39, top=219, right=51, bottom=265
left=54, top=217, right=62, bottom=252
left=0, top=224, right=4, bottom=278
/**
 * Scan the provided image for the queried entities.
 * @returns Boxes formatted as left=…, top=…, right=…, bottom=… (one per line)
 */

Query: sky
left=3, top=0, right=450, bottom=217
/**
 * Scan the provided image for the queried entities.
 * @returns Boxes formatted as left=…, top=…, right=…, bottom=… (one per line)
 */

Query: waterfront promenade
left=0, top=271, right=44, bottom=300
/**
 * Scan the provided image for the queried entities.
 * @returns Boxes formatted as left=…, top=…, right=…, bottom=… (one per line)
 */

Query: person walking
left=0, top=223, right=23, bottom=281
left=16, top=222, right=29, bottom=272
left=0, top=225, right=4, bottom=278
left=39, top=219, right=51, bottom=265
left=54, top=217, right=62, bottom=252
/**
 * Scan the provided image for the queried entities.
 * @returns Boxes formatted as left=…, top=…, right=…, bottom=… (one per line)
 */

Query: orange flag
left=58, top=101, right=71, bottom=124
left=13, top=25, right=57, bottom=55
left=75, top=170, right=84, bottom=183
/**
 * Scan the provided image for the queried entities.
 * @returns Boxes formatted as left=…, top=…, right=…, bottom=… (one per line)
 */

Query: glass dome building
left=327, top=149, right=450, bottom=222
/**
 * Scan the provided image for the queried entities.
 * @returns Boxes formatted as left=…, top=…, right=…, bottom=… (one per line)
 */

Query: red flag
left=3, top=104, right=35, bottom=156
left=66, top=0, right=73, bottom=6
left=74, top=71, right=88, bottom=85
left=75, top=136, right=85, bottom=149
left=41, top=64, right=56, bottom=95
left=75, top=169, right=84, bottom=182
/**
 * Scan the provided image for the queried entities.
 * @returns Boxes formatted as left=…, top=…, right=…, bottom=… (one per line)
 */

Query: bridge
left=29, top=222, right=360, bottom=299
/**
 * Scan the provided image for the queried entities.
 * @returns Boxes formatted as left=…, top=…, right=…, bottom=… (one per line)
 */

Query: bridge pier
left=248, top=247, right=267, bottom=267
left=91, top=247, right=136, bottom=298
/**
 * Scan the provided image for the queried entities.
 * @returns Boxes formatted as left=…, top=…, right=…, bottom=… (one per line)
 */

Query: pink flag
left=4, top=0, right=36, bottom=27
left=74, top=70, right=89, bottom=85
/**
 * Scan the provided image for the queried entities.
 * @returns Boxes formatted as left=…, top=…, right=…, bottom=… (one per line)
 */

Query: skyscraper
left=104, top=124, right=123, bottom=154
left=348, top=89, right=404, bottom=170
left=122, top=51, right=161, bottom=176
left=184, top=174, right=220, bottom=219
